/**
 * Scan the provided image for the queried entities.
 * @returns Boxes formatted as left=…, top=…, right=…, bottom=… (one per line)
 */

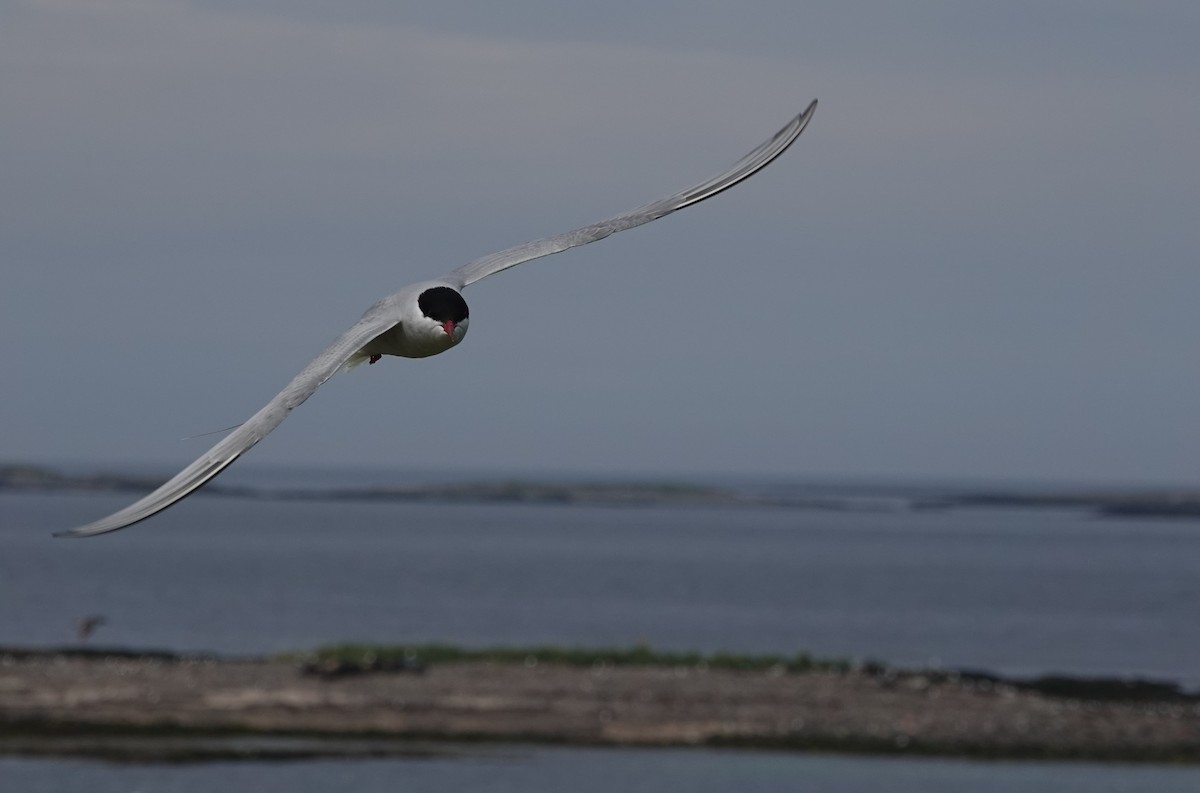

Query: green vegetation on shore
left=287, top=642, right=859, bottom=676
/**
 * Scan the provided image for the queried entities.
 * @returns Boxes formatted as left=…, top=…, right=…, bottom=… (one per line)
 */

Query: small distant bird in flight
left=60, top=100, right=817, bottom=538
left=76, top=615, right=107, bottom=642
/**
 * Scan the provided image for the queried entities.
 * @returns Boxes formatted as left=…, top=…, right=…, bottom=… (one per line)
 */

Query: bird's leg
left=369, top=354, right=382, bottom=365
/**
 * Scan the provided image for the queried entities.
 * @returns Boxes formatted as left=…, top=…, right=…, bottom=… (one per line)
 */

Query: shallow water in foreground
left=7, top=747, right=1200, bottom=792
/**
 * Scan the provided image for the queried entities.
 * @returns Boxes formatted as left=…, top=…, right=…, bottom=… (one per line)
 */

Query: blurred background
left=3, top=0, right=1198, bottom=486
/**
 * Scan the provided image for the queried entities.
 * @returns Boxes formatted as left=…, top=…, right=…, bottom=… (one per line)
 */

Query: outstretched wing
left=444, top=100, right=816, bottom=289
left=59, top=101, right=816, bottom=537
left=58, top=308, right=402, bottom=538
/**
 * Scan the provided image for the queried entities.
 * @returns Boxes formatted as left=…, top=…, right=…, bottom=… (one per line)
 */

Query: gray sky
left=3, top=0, right=1198, bottom=485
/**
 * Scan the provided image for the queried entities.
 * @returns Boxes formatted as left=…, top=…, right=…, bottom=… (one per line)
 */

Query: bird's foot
left=369, top=354, right=382, bottom=365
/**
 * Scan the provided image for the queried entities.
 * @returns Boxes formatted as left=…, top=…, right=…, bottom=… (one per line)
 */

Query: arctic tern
left=60, top=99, right=817, bottom=538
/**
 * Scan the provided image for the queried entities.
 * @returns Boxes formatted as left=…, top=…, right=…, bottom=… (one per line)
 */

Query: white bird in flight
left=60, top=100, right=817, bottom=538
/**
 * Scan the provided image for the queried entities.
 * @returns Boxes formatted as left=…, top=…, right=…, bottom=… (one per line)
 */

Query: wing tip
left=52, top=452, right=248, bottom=539
left=792, top=99, right=818, bottom=134
left=54, top=523, right=121, bottom=539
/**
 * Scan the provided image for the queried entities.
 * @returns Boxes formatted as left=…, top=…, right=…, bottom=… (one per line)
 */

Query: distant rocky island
left=3, top=463, right=1200, bottom=518
left=0, top=463, right=750, bottom=508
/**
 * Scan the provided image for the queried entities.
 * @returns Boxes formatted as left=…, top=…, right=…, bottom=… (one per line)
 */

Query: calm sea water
left=3, top=488, right=1198, bottom=682
left=6, top=748, right=1200, bottom=792
left=4, top=483, right=1200, bottom=788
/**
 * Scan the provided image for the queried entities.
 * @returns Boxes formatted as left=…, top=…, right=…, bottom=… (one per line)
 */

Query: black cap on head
left=418, top=287, right=469, bottom=323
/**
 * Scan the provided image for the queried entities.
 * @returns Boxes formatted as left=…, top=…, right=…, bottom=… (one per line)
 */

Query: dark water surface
left=3, top=489, right=1198, bottom=682
left=6, top=748, right=1200, bottom=792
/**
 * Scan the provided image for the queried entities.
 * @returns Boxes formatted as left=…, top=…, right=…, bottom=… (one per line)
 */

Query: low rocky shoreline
left=7, top=462, right=1200, bottom=517
left=2, top=647, right=1199, bottom=763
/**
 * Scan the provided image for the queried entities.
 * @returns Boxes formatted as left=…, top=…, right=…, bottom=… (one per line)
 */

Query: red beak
left=441, top=321, right=457, bottom=338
